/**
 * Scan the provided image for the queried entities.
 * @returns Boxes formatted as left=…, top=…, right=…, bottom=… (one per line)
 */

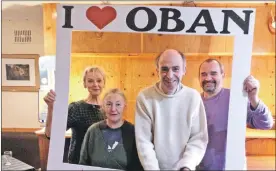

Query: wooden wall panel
left=69, top=54, right=158, bottom=123
left=69, top=54, right=275, bottom=123
left=251, top=56, right=275, bottom=113
left=252, top=4, right=275, bottom=54
left=246, top=156, right=275, bottom=170
left=2, top=128, right=40, bottom=132
left=71, top=31, right=141, bottom=53
left=36, top=134, right=50, bottom=171
left=43, top=3, right=56, bottom=55
left=143, top=35, right=234, bottom=54
left=70, top=55, right=123, bottom=102
left=246, top=138, right=275, bottom=156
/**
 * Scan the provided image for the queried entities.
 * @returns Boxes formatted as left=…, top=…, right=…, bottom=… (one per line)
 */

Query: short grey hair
left=155, top=49, right=186, bottom=68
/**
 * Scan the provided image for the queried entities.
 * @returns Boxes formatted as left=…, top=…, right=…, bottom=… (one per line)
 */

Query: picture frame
left=2, top=54, right=40, bottom=92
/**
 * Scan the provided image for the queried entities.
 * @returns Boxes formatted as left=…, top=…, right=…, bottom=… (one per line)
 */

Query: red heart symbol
left=86, top=6, right=117, bottom=29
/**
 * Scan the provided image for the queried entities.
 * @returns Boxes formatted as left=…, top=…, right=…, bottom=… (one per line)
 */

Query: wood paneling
left=72, top=31, right=141, bottom=53
left=69, top=54, right=275, bottom=123
left=246, top=128, right=275, bottom=138
left=35, top=129, right=49, bottom=171
left=246, top=156, right=275, bottom=170
left=43, top=3, right=56, bottom=55
left=252, top=4, right=276, bottom=54
left=2, top=128, right=40, bottom=132
left=246, top=138, right=275, bottom=156
left=143, top=35, right=234, bottom=54
left=246, top=128, right=275, bottom=156
left=43, top=3, right=275, bottom=55
left=251, top=56, right=275, bottom=113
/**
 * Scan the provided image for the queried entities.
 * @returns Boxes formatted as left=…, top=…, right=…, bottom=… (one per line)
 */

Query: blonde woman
left=79, top=88, right=143, bottom=171
left=44, top=66, right=106, bottom=164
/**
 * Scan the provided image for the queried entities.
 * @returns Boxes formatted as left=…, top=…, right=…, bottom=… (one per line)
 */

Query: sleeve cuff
left=180, top=167, right=191, bottom=171
left=248, top=100, right=265, bottom=114
left=177, top=158, right=198, bottom=171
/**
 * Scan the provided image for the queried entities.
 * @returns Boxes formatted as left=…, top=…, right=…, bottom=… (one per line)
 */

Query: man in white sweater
left=134, top=49, right=208, bottom=171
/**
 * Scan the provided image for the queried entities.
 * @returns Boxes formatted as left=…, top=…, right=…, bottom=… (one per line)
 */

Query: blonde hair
left=102, top=88, right=127, bottom=103
left=82, top=66, right=106, bottom=85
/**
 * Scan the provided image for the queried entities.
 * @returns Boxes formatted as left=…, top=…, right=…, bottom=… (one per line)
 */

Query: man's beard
left=202, top=80, right=217, bottom=94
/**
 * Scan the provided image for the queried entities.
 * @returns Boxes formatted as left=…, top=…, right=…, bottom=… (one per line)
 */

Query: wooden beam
left=71, top=52, right=276, bottom=58
left=2, top=128, right=41, bottom=132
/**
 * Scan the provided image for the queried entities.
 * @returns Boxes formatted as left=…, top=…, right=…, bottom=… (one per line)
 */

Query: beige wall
left=2, top=92, right=41, bottom=128
left=2, top=3, right=44, bottom=128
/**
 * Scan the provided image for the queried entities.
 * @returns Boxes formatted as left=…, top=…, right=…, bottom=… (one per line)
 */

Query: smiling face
left=103, top=92, right=126, bottom=124
left=157, top=49, right=186, bottom=95
left=199, top=60, right=224, bottom=96
left=84, top=71, right=105, bottom=97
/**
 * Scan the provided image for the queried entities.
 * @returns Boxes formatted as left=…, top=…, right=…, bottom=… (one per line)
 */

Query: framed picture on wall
left=2, top=54, right=40, bottom=92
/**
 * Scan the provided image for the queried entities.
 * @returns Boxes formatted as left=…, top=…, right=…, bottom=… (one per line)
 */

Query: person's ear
left=156, top=68, right=159, bottom=77
left=221, top=65, right=225, bottom=78
left=183, top=65, right=186, bottom=76
left=83, top=81, right=86, bottom=88
left=222, top=72, right=225, bottom=78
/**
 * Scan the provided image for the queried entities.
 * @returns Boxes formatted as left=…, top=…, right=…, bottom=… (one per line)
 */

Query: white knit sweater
left=134, top=83, right=208, bottom=170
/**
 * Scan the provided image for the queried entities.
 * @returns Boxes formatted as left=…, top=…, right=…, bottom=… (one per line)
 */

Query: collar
left=158, top=82, right=182, bottom=95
